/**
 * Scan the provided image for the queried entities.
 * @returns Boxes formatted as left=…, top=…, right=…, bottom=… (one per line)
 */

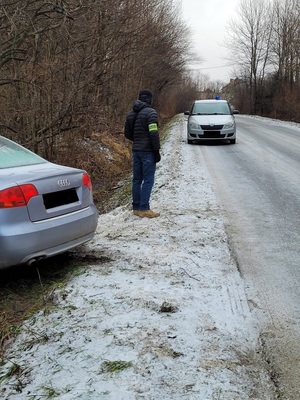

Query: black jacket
left=124, top=100, right=160, bottom=152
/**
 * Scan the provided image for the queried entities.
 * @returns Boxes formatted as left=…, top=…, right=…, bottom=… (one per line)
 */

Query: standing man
left=124, top=89, right=161, bottom=218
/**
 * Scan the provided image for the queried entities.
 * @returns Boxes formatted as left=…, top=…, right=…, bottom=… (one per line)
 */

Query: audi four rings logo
left=57, top=179, right=71, bottom=187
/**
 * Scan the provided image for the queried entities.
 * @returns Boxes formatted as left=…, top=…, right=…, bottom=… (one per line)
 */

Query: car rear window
left=192, top=102, right=231, bottom=115
left=0, top=136, right=46, bottom=169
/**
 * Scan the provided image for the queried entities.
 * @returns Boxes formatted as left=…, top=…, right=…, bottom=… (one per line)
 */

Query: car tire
left=187, top=139, right=193, bottom=144
left=230, top=139, right=236, bottom=144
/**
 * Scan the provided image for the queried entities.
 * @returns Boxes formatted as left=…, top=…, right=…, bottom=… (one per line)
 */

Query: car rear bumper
left=0, top=206, right=98, bottom=269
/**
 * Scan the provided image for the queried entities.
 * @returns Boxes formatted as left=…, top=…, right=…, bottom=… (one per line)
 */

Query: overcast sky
left=179, top=0, right=240, bottom=83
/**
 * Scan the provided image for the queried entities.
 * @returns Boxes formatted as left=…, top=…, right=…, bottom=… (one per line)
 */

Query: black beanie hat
left=138, top=89, right=153, bottom=105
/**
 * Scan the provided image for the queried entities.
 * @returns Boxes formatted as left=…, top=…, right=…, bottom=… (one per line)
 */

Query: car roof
left=194, top=99, right=227, bottom=103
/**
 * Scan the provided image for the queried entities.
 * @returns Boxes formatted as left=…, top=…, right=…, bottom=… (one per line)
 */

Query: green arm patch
left=148, top=123, right=158, bottom=132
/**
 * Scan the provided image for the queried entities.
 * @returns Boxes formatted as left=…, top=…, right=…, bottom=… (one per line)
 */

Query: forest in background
left=0, top=0, right=196, bottom=152
left=0, top=0, right=299, bottom=206
left=226, top=0, right=300, bottom=119
left=0, top=0, right=199, bottom=206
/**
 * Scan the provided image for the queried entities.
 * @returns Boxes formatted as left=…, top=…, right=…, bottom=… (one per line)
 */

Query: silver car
left=185, top=99, right=238, bottom=144
left=0, top=136, right=98, bottom=269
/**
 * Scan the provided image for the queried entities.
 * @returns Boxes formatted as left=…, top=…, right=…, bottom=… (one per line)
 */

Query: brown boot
left=132, top=210, right=141, bottom=216
left=138, top=210, right=160, bottom=218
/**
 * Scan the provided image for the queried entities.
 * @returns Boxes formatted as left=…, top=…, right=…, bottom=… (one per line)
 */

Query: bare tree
left=271, top=0, right=300, bottom=86
left=266, top=0, right=300, bottom=119
left=0, top=0, right=194, bottom=162
left=226, top=0, right=273, bottom=113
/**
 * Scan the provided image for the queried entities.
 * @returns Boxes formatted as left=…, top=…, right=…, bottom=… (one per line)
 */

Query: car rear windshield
left=192, top=102, right=231, bottom=115
left=0, top=136, right=46, bottom=169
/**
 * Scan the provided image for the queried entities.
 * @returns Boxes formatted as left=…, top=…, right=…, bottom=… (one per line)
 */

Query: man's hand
left=154, top=151, right=161, bottom=163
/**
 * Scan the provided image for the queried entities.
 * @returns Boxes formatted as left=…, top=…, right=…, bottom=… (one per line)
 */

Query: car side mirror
left=184, top=111, right=190, bottom=115
left=232, top=110, right=239, bottom=114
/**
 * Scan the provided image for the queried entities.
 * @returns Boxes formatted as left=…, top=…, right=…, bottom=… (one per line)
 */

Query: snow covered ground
left=0, top=115, right=276, bottom=399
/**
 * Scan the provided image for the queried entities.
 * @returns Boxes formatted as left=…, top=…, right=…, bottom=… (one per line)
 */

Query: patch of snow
left=246, top=114, right=300, bottom=131
left=0, top=115, right=276, bottom=399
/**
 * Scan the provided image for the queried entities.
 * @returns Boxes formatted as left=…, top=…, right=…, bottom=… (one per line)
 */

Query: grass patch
left=0, top=360, right=23, bottom=382
left=32, top=384, right=62, bottom=398
left=100, top=360, right=133, bottom=373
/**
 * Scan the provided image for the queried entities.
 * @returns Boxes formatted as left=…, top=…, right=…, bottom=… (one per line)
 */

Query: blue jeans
left=132, top=151, right=156, bottom=211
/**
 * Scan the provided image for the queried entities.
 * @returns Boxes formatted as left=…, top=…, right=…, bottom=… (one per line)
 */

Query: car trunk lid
left=0, top=163, right=92, bottom=222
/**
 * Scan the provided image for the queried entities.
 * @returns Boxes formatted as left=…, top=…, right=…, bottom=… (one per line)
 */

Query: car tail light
left=82, top=173, right=93, bottom=191
left=0, top=184, right=38, bottom=208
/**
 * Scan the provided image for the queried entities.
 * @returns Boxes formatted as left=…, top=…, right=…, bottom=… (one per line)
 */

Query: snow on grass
left=0, top=115, right=276, bottom=399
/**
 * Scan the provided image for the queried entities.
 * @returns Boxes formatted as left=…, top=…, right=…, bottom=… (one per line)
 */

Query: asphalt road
left=195, top=115, right=300, bottom=400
